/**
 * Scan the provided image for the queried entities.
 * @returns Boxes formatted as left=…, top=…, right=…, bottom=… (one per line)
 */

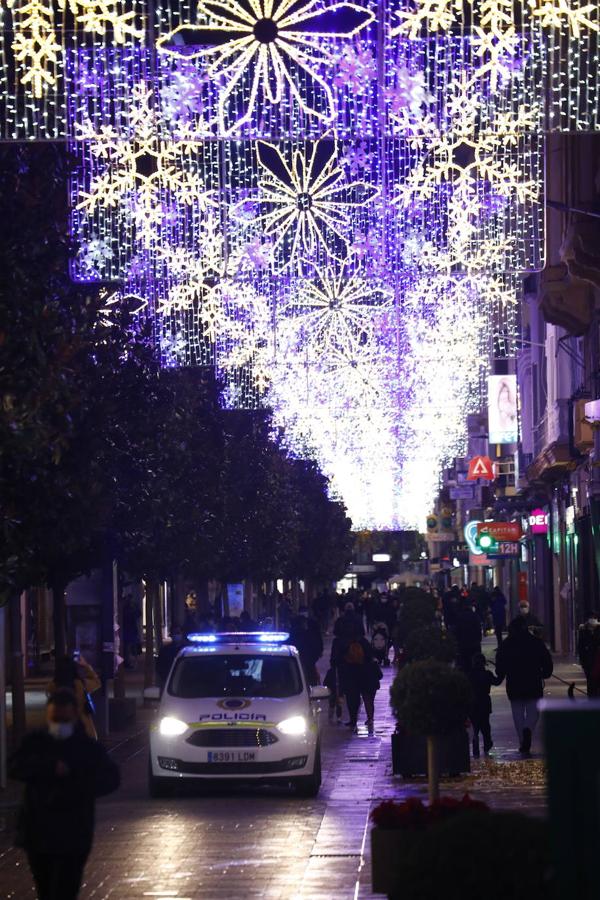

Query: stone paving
left=0, top=637, right=587, bottom=899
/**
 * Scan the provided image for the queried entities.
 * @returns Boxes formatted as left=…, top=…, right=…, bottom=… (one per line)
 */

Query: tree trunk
left=144, top=578, right=157, bottom=688
left=427, top=735, right=440, bottom=804
left=50, top=579, right=67, bottom=659
left=9, top=593, right=26, bottom=745
left=153, top=579, right=163, bottom=651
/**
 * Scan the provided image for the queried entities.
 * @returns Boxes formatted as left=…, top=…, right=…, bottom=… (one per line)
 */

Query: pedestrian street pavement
left=0, top=637, right=588, bottom=899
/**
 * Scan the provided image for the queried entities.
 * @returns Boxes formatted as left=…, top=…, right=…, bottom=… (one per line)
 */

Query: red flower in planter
left=370, top=797, right=428, bottom=829
left=371, top=794, right=489, bottom=829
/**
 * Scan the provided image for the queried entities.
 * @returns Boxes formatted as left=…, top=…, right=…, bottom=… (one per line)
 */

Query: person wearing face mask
left=577, top=613, right=600, bottom=696
left=510, top=601, right=544, bottom=639
left=47, top=655, right=101, bottom=740
left=9, top=690, right=120, bottom=899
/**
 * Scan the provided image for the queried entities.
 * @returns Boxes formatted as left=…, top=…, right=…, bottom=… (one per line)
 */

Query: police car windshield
left=168, top=654, right=303, bottom=699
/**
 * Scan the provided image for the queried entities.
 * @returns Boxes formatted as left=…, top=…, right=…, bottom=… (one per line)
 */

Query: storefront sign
left=477, top=521, right=523, bottom=541
left=486, top=541, right=521, bottom=559
left=465, top=521, right=483, bottom=555
left=488, top=374, right=519, bottom=444
left=467, top=455, right=495, bottom=481
left=528, top=508, right=548, bottom=535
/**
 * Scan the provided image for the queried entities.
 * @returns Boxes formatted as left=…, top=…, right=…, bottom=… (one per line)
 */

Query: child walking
left=469, top=652, right=501, bottom=757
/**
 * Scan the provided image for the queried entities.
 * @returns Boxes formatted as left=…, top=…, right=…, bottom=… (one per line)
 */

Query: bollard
left=541, top=699, right=600, bottom=900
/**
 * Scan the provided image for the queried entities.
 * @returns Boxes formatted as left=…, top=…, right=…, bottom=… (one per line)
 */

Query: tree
left=390, top=660, right=472, bottom=803
left=288, top=458, right=353, bottom=589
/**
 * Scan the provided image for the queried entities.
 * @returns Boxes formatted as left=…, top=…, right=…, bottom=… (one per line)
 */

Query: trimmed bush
left=403, top=625, right=457, bottom=664
left=390, top=659, right=472, bottom=736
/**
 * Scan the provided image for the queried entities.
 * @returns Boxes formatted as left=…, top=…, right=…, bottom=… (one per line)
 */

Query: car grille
left=186, top=728, right=278, bottom=748
left=166, top=756, right=308, bottom=775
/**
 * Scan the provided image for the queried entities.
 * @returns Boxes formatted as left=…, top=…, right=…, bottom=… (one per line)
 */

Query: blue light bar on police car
left=187, top=631, right=290, bottom=644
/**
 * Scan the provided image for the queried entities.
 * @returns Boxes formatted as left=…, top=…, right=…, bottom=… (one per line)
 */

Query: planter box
left=371, top=827, right=422, bottom=896
left=391, top=729, right=470, bottom=778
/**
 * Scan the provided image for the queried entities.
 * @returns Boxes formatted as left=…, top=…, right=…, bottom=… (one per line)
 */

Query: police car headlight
left=277, top=716, right=307, bottom=736
left=159, top=716, right=188, bottom=736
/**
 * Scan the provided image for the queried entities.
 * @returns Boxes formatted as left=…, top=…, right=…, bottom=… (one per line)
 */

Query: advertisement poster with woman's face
left=488, top=375, right=518, bottom=444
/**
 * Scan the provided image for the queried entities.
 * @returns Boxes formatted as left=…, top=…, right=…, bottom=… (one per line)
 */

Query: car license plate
left=207, top=751, right=256, bottom=763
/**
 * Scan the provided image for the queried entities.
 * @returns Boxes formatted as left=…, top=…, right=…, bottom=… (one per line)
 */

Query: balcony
left=527, top=399, right=573, bottom=482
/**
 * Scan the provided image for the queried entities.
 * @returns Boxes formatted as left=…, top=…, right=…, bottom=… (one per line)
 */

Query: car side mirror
left=309, top=685, right=330, bottom=701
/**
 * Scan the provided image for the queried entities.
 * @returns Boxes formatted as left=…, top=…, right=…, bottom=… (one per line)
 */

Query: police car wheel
left=293, top=745, right=321, bottom=797
left=148, top=757, right=173, bottom=798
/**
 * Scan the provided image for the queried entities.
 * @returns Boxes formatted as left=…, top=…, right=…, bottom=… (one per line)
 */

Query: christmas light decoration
left=4, top=0, right=599, bottom=528
left=155, top=0, right=375, bottom=135
left=255, top=136, right=379, bottom=271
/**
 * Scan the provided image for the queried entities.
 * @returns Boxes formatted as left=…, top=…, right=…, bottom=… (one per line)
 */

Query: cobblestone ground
left=0, top=638, right=586, bottom=899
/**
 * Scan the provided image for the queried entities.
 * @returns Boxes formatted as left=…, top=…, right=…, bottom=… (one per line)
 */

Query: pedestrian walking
left=290, top=612, right=323, bottom=686
left=577, top=613, right=600, bottom=696
left=495, top=616, right=553, bottom=755
left=10, top=690, right=120, bottom=900
left=47, top=654, right=101, bottom=740
left=468, top=653, right=501, bottom=757
left=334, top=602, right=365, bottom=639
left=333, top=630, right=382, bottom=733
left=510, top=601, right=543, bottom=638
left=454, top=599, right=482, bottom=673
left=490, top=586, right=507, bottom=647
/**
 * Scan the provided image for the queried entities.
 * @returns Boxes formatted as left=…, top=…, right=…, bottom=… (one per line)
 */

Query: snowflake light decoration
left=9, top=0, right=61, bottom=98
left=156, top=0, right=375, bottom=134
left=256, top=136, right=378, bottom=270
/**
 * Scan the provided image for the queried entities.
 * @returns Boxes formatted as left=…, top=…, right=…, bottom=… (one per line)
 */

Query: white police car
left=148, top=632, right=328, bottom=798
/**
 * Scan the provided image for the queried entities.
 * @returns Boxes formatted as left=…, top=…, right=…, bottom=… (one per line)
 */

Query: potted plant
left=390, top=659, right=471, bottom=795
left=370, top=797, right=555, bottom=899
left=403, top=624, right=457, bottom=664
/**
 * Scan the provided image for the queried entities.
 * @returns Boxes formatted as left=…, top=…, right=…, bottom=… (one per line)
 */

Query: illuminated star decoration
left=156, top=0, right=375, bottom=134
left=256, top=136, right=379, bottom=271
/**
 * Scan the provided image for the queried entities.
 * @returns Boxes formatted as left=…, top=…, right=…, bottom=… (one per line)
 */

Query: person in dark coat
left=490, top=587, right=507, bottom=647
left=334, top=602, right=365, bottom=639
left=10, top=690, right=120, bottom=900
left=454, top=600, right=482, bottom=673
left=468, top=653, right=501, bottom=757
left=332, top=629, right=382, bottom=733
left=509, top=601, right=543, bottom=638
left=577, top=613, right=600, bottom=696
left=442, top=585, right=461, bottom=633
left=495, top=617, right=553, bottom=755
left=290, top=612, right=323, bottom=686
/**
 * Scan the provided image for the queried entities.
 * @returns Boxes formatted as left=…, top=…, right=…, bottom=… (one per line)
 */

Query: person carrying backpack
left=333, top=629, right=382, bottom=733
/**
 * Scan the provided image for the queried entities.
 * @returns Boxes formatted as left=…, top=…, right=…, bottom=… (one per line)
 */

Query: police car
left=148, top=632, right=328, bottom=798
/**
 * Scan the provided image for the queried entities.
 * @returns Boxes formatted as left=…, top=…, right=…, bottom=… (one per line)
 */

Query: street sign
left=450, top=485, right=475, bottom=500
left=466, top=455, right=495, bottom=481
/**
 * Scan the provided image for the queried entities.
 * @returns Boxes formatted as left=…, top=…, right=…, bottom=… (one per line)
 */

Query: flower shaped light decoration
left=256, top=136, right=379, bottom=270
left=156, top=0, right=375, bottom=134
left=281, top=260, right=392, bottom=358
